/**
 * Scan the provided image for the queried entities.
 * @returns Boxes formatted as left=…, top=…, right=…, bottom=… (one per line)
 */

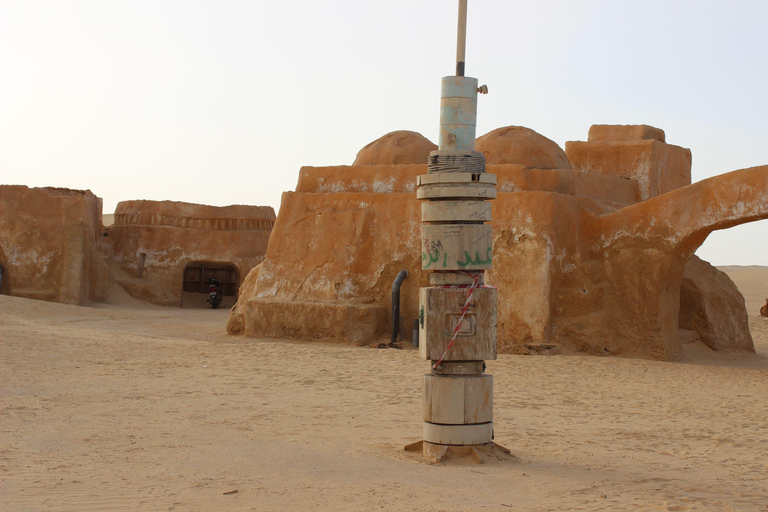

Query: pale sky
left=1, top=0, right=766, bottom=265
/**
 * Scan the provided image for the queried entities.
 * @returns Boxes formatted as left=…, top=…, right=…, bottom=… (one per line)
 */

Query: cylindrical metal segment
left=421, top=224, right=492, bottom=271
left=439, top=76, right=478, bottom=151
left=441, top=77, right=478, bottom=98
left=423, top=373, right=492, bottom=424
left=439, top=125, right=476, bottom=152
left=432, top=360, right=486, bottom=376
left=423, top=421, right=493, bottom=446
left=417, top=173, right=496, bottom=186
left=422, top=201, right=492, bottom=223
left=427, top=150, right=486, bottom=174
left=429, top=271, right=483, bottom=286
left=440, top=98, right=477, bottom=125
left=417, top=183, right=496, bottom=200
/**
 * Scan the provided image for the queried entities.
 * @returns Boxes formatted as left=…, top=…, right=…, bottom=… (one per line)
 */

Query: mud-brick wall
left=0, top=186, right=108, bottom=304
left=107, top=200, right=275, bottom=306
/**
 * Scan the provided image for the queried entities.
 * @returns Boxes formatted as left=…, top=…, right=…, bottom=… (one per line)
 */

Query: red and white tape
left=432, top=271, right=484, bottom=369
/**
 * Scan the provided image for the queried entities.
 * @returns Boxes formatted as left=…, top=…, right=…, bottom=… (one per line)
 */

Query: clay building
left=0, top=186, right=109, bottom=304
left=227, top=125, right=768, bottom=360
left=0, top=186, right=274, bottom=308
left=104, top=200, right=275, bottom=307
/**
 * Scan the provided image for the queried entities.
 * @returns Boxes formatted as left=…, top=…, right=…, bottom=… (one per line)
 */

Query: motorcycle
left=207, top=280, right=223, bottom=309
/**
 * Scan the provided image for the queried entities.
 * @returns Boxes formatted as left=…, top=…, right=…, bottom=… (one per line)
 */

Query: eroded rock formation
left=229, top=124, right=768, bottom=360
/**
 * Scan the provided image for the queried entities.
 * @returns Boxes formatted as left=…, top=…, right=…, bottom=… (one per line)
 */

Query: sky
left=1, top=0, right=766, bottom=265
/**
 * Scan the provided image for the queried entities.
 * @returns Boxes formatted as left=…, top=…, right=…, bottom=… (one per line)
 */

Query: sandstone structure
left=106, top=200, right=275, bottom=306
left=353, top=130, right=437, bottom=166
left=228, top=126, right=768, bottom=360
left=0, top=186, right=109, bottom=305
left=0, top=186, right=274, bottom=308
left=566, top=124, right=692, bottom=200
left=477, top=125, right=571, bottom=169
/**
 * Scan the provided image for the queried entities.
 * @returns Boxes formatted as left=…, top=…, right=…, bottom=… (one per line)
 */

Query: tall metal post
left=456, top=0, right=467, bottom=76
left=405, top=0, right=508, bottom=463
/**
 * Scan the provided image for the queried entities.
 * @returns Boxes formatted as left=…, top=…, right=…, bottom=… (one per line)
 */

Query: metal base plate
left=404, top=440, right=513, bottom=464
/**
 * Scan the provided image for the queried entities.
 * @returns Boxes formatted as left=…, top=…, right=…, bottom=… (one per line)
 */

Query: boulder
left=353, top=131, right=437, bottom=166
left=476, top=126, right=571, bottom=169
left=679, top=255, right=754, bottom=352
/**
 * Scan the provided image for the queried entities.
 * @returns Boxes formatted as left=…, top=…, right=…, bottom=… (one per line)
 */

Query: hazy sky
left=1, top=1, right=766, bottom=265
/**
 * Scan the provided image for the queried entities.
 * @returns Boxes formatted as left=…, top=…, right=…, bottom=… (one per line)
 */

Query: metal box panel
left=419, top=287, right=497, bottom=361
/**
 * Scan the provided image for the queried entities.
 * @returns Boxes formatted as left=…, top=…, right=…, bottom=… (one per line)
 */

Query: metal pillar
left=405, top=0, right=509, bottom=463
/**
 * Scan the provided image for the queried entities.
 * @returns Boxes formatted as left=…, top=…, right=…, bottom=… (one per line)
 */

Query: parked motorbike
left=207, top=278, right=223, bottom=309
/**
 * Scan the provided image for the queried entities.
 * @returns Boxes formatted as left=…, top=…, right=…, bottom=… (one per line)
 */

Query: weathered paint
left=438, top=76, right=479, bottom=151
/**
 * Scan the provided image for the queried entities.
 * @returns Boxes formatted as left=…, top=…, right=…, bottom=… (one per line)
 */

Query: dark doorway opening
left=0, top=264, right=8, bottom=295
left=182, top=262, right=239, bottom=308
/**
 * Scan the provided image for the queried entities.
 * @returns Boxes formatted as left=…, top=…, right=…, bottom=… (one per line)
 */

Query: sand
left=2, top=270, right=768, bottom=511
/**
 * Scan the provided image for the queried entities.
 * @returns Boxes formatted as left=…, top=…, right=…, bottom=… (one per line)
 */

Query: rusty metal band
left=428, top=153, right=486, bottom=174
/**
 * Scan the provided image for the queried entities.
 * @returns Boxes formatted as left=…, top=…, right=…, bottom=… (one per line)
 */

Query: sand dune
left=2, top=269, right=768, bottom=511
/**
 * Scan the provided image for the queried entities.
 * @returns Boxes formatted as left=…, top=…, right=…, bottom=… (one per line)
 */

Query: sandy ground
left=2, top=270, right=768, bottom=511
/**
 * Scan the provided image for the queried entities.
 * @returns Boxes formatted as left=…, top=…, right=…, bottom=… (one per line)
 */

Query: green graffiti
left=419, top=305, right=425, bottom=328
left=422, top=250, right=437, bottom=268
left=457, top=246, right=492, bottom=267
left=422, top=250, right=449, bottom=269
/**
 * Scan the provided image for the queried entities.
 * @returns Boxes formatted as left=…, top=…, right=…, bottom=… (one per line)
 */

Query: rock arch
left=584, top=165, right=768, bottom=359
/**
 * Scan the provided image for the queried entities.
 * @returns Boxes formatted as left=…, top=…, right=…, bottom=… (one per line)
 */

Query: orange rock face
left=476, top=126, right=571, bottom=169
left=229, top=126, right=768, bottom=360
left=0, top=186, right=108, bottom=304
left=107, top=200, right=275, bottom=306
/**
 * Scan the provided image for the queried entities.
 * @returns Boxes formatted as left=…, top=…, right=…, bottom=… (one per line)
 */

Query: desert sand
left=2, top=269, right=768, bottom=512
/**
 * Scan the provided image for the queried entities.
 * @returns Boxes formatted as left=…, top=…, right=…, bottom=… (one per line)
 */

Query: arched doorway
left=181, top=262, right=239, bottom=309
left=0, top=245, right=9, bottom=295
left=0, top=264, right=8, bottom=296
